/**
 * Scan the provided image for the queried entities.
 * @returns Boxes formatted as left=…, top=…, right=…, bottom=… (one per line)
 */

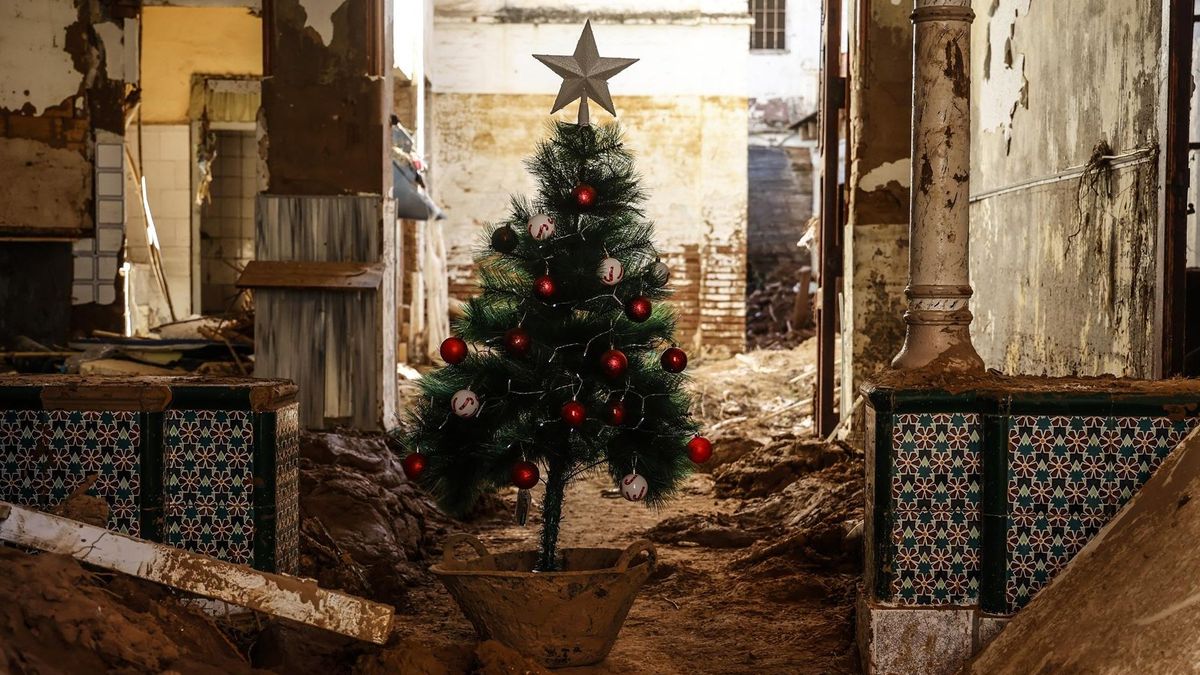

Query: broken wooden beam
left=0, top=501, right=394, bottom=644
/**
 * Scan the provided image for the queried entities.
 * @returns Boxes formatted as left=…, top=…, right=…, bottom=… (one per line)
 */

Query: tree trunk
left=537, top=456, right=569, bottom=571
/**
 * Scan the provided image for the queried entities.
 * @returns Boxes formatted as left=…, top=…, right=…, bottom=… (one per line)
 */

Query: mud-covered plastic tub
left=431, top=534, right=656, bottom=668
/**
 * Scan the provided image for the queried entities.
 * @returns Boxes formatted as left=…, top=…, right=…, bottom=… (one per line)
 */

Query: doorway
left=199, top=129, right=256, bottom=314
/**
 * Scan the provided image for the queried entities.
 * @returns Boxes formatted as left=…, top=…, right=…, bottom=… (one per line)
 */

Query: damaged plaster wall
left=840, top=0, right=912, bottom=411
left=430, top=2, right=749, bottom=353
left=0, top=0, right=126, bottom=237
left=969, top=0, right=1164, bottom=377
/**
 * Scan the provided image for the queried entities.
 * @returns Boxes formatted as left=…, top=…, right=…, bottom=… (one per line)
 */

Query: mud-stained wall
left=0, top=0, right=127, bottom=237
left=969, top=0, right=1165, bottom=377
left=430, top=10, right=749, bottom=353
left=140, top=7, right=262, bottom=124
left=841, top=0, right=913, bottom=410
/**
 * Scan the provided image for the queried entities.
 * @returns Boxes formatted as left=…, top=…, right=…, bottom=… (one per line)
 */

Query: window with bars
left=750, top=0, right=787, bottom=51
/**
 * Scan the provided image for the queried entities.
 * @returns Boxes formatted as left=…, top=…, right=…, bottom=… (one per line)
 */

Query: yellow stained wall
left=140, top=7, right=262, bottom=123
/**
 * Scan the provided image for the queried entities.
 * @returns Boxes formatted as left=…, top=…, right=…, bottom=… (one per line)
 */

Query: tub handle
left=615, top=539, right=657, bottom=572
left=442, top=533, right=490, bottom=565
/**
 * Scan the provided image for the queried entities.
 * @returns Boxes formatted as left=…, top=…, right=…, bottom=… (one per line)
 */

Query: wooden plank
left=0, top=502, right=394, bottom=644
left=237, top=261, right=384, bottom=290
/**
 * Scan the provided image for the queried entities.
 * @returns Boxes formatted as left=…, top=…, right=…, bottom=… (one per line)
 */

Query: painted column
left=891, top=0, right=984, bottom=372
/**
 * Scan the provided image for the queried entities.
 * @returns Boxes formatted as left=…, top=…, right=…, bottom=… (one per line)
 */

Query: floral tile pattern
left=889, top=413, right=983, bottom=605
left=164, top=410, right=255, bottom=565
left=273, top=405, right=300, bottom=574
left=0, top=410, right=141, bottom=534
left=1005, top=415, right=1198, bottom=612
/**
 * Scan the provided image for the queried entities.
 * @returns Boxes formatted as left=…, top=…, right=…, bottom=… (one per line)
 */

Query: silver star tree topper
left=533, top=21, right=638, bottom=126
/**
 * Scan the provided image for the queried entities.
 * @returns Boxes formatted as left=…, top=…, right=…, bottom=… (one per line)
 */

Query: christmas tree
left=396, top=22, right=712, bottom=572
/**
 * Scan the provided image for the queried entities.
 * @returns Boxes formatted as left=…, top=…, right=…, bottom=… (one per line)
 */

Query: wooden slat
left=0, top=502, right=394, bottom=644
left=237, top=261, right=384, bottom=290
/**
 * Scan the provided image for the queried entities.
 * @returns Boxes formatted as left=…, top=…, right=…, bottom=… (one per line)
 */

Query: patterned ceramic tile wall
left=0, top=410, right=141, bottom=534
left=890, top=413, right=983, bottom=605
left=164, top=410, right=255, bottom=565
left=1005, top=415, right=1198, bottom=612
left=273, top=405, right=300, bottom=574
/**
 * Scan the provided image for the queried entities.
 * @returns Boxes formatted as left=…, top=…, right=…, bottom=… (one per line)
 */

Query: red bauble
left=571, top=183, right=597, bottom=208
left=533, top=274, right=556, bottom=300
left=626, top=297, right=652, bottom=323
left=401, top=452, right=427, bottom=480
left=511, top=460, right=540, bottom=489
left=600, top=349, right=629, bottom=379
left=561, top=401, right=587, bottom=427
left=604, top=397, right=627, bottom=426
left=439, top=336, right=468, bottom=364
left=686, top=436, right=713, bottom=464
left=661, top=347, right=688, bottom=373
left=504, top=327, right=531, bottom=357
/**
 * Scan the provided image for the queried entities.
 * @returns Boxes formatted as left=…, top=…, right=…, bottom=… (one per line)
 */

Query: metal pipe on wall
left=891, top=0, right=984, bottom=372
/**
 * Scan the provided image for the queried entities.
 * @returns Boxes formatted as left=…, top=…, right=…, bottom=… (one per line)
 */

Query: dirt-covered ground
left=0, top=340, right=863, bottom=674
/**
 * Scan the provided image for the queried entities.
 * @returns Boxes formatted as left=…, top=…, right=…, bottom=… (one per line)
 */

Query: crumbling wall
left=430, top=12, right=749, bottom=353
left=840, top=0, right=913, bottom=410
left=0, top=0, right=131, bottom=342
left=969, top=0, right=1164, bottom=377
left=0, top=0, right=127, bottom=237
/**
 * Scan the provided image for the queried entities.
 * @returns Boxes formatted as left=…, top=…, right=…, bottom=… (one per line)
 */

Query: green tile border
left=979, top=410, right=1010, bottom=614
left=139, top=411, right=164, bottom=541
left=252, top=410, right=279, bottom=573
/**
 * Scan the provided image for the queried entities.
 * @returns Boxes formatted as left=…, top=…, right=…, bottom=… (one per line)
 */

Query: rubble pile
left=745, top=279, right=814, bottom=350
left=298, top=432, right=452, bottom=607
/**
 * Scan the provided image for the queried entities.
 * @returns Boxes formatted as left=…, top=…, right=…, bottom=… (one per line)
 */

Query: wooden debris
left=79, top=358, right=183, bottom=376
left=0, top=501, right=394, bottom=644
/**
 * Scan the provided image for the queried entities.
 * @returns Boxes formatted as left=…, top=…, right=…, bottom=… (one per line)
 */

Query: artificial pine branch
left=396, top=122, right=699, bottom=570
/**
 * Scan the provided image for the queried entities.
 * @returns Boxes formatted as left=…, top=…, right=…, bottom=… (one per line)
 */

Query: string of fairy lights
left=402, top=176, right=713, bottom=507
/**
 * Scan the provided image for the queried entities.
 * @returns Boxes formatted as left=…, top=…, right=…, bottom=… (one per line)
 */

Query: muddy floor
left=0, top=341, right=863, bottom=674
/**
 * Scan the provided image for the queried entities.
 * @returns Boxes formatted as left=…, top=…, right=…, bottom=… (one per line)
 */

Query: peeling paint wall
left=841, top=0, right=913, bottom=410
left=0, top=0, right=128, bottom=237
left=969, top=0, right=1165, bottom=377
left=430, top=7, right=748, bottom=352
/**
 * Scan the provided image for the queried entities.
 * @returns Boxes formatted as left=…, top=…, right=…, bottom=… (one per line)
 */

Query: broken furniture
left=858, top=377, right=1200, bottom=673
left=0, top=501, right=392, bottom=644
left=0, top=375, right=299, bottom=572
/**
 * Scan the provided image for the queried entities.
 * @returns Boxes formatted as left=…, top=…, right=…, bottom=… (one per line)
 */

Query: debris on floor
left=0, top=304, right=255, bottom=377
left=298, top=431, right=452, bottom=608
left=0, top=546, right=257, bottom=674
left=745, top=271, right=814, bottom=351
